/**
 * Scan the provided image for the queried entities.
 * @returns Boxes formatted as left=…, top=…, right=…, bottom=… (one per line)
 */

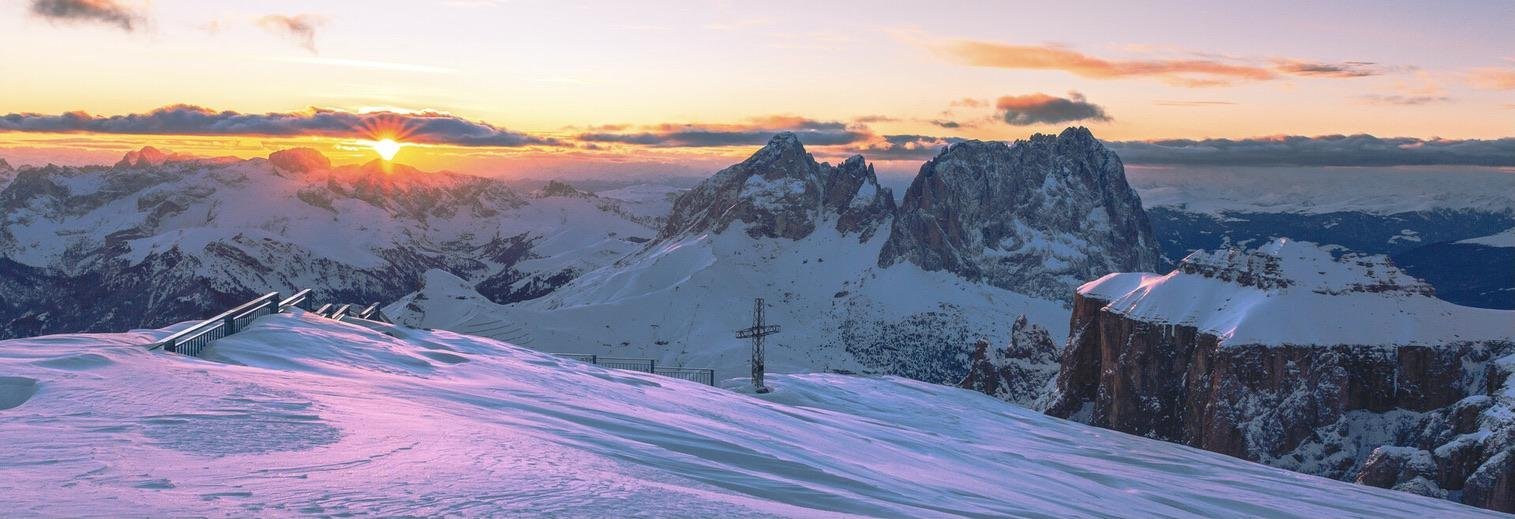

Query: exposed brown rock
left=1048, top=290, right=1515, bottom=512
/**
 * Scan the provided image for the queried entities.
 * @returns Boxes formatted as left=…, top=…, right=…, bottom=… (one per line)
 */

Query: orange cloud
left=1469, top=67, right=1515, bottom=90
left=940, top=42, right=1384, bottom=86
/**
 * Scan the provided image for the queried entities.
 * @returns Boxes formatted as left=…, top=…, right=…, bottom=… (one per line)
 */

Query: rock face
left=880, top=127, right=1160, bottom=300
left=957, top=315, right=1060, bottom=407
left=1047, top=239, right=1515, bottom=512
left=114, top=146, right=192, bottom=168
left=268, top=147, right=331, bottom=174
left=0, top=148, right=660, bottom=339
left=537, top=180, right=593, bottom=199
left=659, top=132, right=895, bottom=242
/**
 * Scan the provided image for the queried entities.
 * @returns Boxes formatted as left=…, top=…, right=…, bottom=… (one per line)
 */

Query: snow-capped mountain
left=1047, top=238, right=1515, bottom=511
left=392, top=129, right=1158, bottom=397
left=882, top=127, right=1159, bottom=301
left=1, top=311, right=1503, bottom=517
left=659, top=132, right=895, bottom=242
left=0, top=148, right=663, bottom=339
left=1129, top=165, right=1515, bottom=308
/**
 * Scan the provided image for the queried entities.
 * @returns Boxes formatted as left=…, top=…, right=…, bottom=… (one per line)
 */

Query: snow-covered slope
left=392, top=228, right=1070, bottom=388
left=1463, top=227, right=1515, bottom=248
left=0, top=148, right=659, bottom=339
left=0, top=312, right=1501, bottom=517
left=1081, top=238, right=1513, bottom=346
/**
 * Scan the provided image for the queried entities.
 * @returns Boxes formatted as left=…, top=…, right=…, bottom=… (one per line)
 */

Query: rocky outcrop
left=957, top=315, right=1060, bottom=407
left=268, top=148, right=331, bottom=174
left=115, top=146, right=192, bottom=168
left=537, top=180, right=594, bottom=199
left=659, top=132, right=894, bottom=241
left=1047, top=240, right=1515, bottom=512
left=880, top=127, right=1159, bottom=300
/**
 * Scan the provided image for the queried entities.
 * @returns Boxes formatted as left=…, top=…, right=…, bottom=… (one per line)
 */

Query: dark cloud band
left=996, top=92, right=1111, bottom=126
left=30, top=0, right=143, bottom=31
left=577, top=118, right=869, bottom=147
left=1108, top=135, right=1515, bottom=167
left=0, top=105, right=557, bottom=147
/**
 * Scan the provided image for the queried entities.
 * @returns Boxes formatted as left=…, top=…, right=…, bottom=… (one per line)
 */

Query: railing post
left=270, top=292, right=281, bottom=314
left=649, top=359, right=656, bottom=373
left=223, top=314, right=236, bottom=335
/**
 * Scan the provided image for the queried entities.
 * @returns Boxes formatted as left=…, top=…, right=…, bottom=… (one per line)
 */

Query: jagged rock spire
left=658, top=132, right=894, bottom=241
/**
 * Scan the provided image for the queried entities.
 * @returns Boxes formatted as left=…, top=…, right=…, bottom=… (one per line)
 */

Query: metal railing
left=151, top=292, right=274, bottom=355
left=149, top=292, right=716, bottom=387
left=653, top=367, right=716, bottom=386
left=149, top=289, right=318, bottom=356
left=552, top=353, right=716, bottom=386
left=597, top=356, right=655, bottom=372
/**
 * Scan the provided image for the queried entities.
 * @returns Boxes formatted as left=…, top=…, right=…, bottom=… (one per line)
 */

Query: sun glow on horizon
left=371, top=138, right=403, bottom=161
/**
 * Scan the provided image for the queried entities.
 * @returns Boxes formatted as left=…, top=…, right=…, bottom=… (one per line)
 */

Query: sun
left=371, top=138, right=403, bottom=161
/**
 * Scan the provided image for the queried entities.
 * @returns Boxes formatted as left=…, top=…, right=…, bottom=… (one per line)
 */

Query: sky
left=2, top=0, right=1513, bottom=178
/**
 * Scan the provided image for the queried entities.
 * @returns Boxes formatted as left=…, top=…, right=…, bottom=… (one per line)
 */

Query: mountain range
left=2, top=129, right=1511, bottom=511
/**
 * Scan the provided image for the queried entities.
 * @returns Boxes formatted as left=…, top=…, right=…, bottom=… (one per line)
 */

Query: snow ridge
left=1081, top=238, right=1514, bottom=346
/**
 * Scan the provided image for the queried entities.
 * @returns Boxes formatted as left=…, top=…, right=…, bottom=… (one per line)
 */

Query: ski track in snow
left=0, top=312, right=1504, bottom=518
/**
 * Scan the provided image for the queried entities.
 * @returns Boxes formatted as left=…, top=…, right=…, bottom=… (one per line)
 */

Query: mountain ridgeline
left=0, top=148, right=663, bottom=339
left=659, top=127, right=1161, bottom=300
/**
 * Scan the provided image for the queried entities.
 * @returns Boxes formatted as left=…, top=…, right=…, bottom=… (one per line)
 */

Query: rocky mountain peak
left=0, top=158, right=12, bottom=174
left=115, top=146, right=190, bottom=168
left=879, top=127, right=1160, bottom=300
left=268, top=148, right=331, bottom=174
left=537, top=180, right=594, bottom=199
left=658, top=133, right=893, bottom=241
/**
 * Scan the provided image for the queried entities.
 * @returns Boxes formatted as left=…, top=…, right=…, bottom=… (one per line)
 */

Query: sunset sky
left=3, top=0, right=1513, bottom=177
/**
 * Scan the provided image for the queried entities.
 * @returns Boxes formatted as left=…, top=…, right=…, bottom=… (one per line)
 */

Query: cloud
left=949, top=98, right=989, bottom=108
left=259, top=14, right=325, bottom=53
left=1358, top=94, right=1450, bottom=106
left=1107, top=135, right=1515, bottom=167
left=855, top=134, right=968, bottom=160
left=929, top=120, right=962, bottom=129
left=995, top=92, right=1111, bottom=125
left=577, top=116, right=870, bottom=147
left=0, top=105, right=558, bottom=147
left=1469, top=67, right=1515, bottom=90
left=1272, top=60, right=1381, bottom=78
left=940, top=41, right=1384, bottom=86
left=29, top=0, right=144, bottom=31
left=1153, top=100, right=1237, bottom=107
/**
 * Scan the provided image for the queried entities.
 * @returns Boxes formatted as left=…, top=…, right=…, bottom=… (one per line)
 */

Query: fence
left=147, top=292, right=715, bottom=387
left=552, top=353, right=716, bottom=386
left=149, top=289, right=313, bottom=356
